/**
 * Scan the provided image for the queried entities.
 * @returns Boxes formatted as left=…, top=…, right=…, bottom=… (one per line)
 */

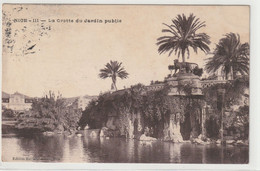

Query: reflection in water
left=2, top=133, right=249, bottom=163
left=18, top=135, right=65, bottom=162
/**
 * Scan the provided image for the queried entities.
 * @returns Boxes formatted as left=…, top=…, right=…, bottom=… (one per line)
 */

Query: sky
left=2, top=5, right=249, bottom=97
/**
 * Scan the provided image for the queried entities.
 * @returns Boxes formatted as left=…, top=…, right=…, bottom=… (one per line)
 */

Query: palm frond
left=205, top=33, right=249, bottom=79
left=98, top=60, right=129, bottom=90
left=157, top=13, right=210, bottom=61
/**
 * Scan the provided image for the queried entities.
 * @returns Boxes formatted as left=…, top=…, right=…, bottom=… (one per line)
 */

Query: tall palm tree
left=157, top=13, right=211, bottom=63
left=205, top=33, right=249, bottom=80
left=99, top=60, right=129, bottom=91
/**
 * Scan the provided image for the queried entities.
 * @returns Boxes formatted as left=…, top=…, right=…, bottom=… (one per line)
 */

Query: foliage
left=2, top=108, right=15, bottom=118
left=80, top=76, right=249, bottom=139
left=234, top=105, right=249, bottom=139
left=203, top=76, right=249, bottom=110
left=192, top=66, right=203, bottom=77
left=79, top=94, right=110, bottom=129
left=157, top=13, right=211, bottom=62
left=79, top=84, right=145, bottom=129
left=177, top=83, right=193, bottom=96
left=141, top=86, right=171, bottom=127
left=205, top=33, right=249, bottom=80
left=202, top=76, right=249, bottom=139
left=79, top=83, right=204, bottom=138
left=16, top=91, right=82, bottom=132
left=168, top=65, right=174, bottom=71
left=99, top=60, right=129, bottom=90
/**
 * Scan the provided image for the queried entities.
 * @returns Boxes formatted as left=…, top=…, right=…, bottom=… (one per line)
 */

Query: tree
left=205, top=33, right=249, bottom=80
left=16, top=91, right=82, bottom=132
left=2, top=108, right=15, bottom=118
left=157, top=13, right=211, bottom=62
left=99, top=60, right=129, bottom=91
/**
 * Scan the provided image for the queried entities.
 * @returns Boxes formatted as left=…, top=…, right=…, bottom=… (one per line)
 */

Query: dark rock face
left=100, top=127, right=120, bottom=138
left=80, top=73, right=210, bottom=142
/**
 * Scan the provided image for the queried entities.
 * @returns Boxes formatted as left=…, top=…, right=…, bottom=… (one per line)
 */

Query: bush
left=2, top=108, right=15, bottom=118
left=16, top=91, right=82, bottom=132
left=202, top=76, right=249, bottom=139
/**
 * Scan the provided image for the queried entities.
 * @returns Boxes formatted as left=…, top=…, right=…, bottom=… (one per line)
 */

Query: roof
left=2, top=91, right=10, bottom=98
left=12, top=91, right=31, bottom=98
left=2, top=91, right=31, bottom=99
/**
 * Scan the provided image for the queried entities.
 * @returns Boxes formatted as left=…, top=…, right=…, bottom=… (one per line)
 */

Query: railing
left=111, top=79, right=229, bottom=95
left=201, top=80, right=228, bottom=88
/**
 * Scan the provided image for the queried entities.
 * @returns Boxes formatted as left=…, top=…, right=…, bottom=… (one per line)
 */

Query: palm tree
left=157, top=13, right=211, bottom=63
left=205, top=33, right=249, bottom=80
left=99, top=60, right=129, bottom=91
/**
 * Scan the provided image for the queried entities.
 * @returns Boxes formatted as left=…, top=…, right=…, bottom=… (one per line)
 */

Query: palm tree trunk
left=230, top=66, right=234, bottom=80
left=114, top=82, right=117, bottom=91
left=182, top=51, right=186, bottom=63
left=112, top=80, right=117, bottom=91
left=111, top=76, right=117, bottom=91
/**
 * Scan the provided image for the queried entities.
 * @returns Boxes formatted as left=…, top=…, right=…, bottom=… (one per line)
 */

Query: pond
left=2, top=133, right=248, bottom=163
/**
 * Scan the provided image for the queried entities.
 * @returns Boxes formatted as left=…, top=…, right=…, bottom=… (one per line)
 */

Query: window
left=2, top=98, right=9, bottom=103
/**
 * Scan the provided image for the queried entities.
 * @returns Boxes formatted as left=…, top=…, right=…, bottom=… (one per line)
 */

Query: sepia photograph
left=1, top=4, right=251, bottom=164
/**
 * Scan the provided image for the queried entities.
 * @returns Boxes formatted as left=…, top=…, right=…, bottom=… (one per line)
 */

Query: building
left=2, top=91, right=33, bottom=112
left=77, top=95, right=97, bottom=110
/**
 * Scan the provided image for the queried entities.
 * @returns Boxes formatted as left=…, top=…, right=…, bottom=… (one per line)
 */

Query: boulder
left=139, top=134, right=157, bottom=141
left=236, top=140, right=243, bottom=144
left=192, top=138, right=204, bottom=144
left=198, top=134, right=203, bottom=139
left=244, top=140, right=249, bottom=145
left=76, top=133, right=82, bottom=137
left=197, top=134, right=207, bottom=141
left=235, top=140, right=248, bottom=145
left=226, top=140, right=235, bottom=144
left=216, top=139, right=221, bottom=144
left=43, top=131, right=55, bottom=136
left=172, top=134, right=183, bottom=143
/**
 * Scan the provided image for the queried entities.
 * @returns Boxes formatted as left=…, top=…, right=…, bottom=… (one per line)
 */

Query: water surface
left=2, top=133, right=248, bottom=163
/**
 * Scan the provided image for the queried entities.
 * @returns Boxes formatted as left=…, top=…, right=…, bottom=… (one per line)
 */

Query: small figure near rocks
left=100, top=127, right=109, bottom=137
left=84, top=124, right=89, bottom=130
left=76, top=133, right=82, bottom=137
left=90, top=131, right=97, bottom=137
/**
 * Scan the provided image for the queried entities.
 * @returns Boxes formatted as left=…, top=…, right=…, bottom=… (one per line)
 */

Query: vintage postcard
left=2, top=4, right=250, bottom=165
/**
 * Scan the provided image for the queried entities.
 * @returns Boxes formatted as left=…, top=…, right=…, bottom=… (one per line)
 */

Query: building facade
left=77, top=96, right=95, bottom=110
left=2, top=91, right=33, bottom=112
